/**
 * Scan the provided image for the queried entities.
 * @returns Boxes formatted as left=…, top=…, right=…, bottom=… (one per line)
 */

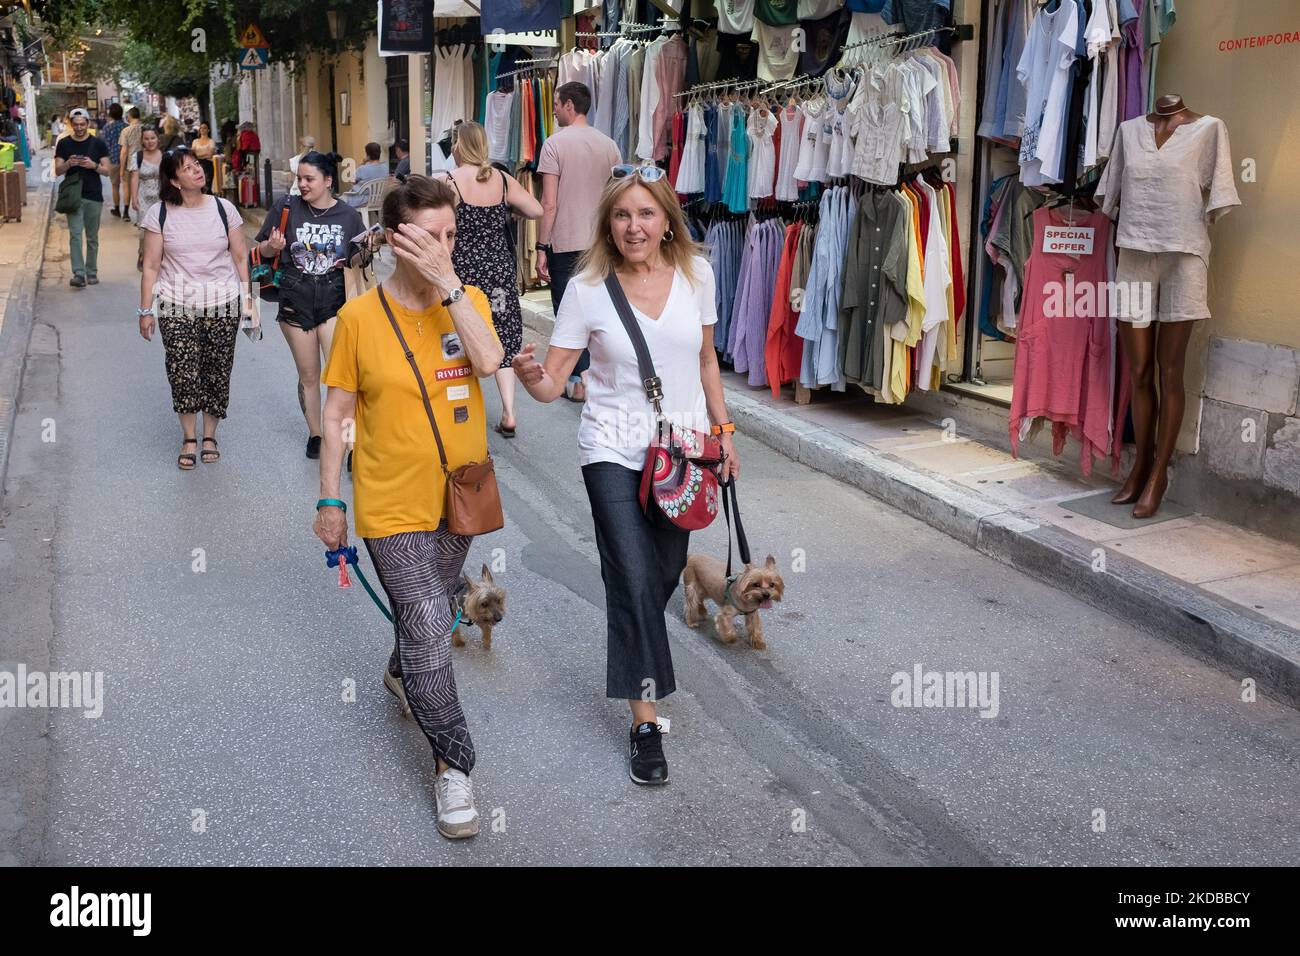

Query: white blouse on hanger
left=793, top=96, right=829, bottom=185
left=774, top=104, right=803, bottom=201
left=484, top=89, right=514, bottom=165
left=824, top=71, right=856, bottom=180
left=675, top=103, right=707, bottom=195
left=747, top=107, right=779, bottom=199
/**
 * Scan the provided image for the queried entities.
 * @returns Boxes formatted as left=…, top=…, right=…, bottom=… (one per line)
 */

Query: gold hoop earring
left=662, top=229, right=675, bottom=243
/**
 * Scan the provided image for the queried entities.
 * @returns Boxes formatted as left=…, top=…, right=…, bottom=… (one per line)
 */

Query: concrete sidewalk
left=0, top=154, right=55, bottom=501
left=519, top=292, right=1300, bottom=710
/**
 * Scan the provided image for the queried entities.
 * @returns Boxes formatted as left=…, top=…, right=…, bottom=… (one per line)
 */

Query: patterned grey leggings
left=364, top=526, right=475, bottom=774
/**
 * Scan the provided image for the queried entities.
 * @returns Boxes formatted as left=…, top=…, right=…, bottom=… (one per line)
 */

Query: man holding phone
left=54, top=107, right=112, bottom=288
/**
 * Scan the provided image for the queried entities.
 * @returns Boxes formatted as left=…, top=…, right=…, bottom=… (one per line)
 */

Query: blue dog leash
left=324, top=546, right=463, bottom=631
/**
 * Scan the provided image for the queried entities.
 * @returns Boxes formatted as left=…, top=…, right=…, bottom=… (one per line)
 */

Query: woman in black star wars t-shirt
left=254, top=151, right=378, bottom=458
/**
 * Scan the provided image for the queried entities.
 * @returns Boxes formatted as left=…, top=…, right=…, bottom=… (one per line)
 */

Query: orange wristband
left=710, top=422, right=736, bottom=436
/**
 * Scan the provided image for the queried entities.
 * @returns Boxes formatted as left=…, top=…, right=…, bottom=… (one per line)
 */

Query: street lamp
left=326, top=8, right=347, bottom=45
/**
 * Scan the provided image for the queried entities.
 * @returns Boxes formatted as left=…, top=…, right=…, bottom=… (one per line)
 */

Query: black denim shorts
left=276, top=269, right=346, bottom=331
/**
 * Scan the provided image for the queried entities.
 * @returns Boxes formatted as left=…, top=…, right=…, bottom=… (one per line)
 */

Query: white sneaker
left=435, top=769, right=480, bottom=839
left=382, top=668, right=412, bottom=719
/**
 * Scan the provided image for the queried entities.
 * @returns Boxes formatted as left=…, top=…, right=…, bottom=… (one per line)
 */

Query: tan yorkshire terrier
left=450, top=564, right=506, bottom=649
left=682, top=553, right=785, bottom=650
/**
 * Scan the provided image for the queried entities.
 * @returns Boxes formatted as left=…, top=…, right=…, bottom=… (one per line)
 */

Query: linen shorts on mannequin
left=1115, top=248, right=1210, bottom=325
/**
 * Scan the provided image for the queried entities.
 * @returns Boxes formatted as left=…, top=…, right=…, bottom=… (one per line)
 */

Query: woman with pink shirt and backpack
left=137, top=147, right=256, bottom=470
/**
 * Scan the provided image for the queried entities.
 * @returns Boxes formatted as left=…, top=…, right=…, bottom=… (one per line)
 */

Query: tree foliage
left=33, top=0, right=379, bottom=69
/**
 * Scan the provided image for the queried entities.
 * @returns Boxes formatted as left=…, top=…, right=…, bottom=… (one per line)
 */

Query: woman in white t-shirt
left=513, top=164, right=741, bottom=786
left=137, top=148, right=254, bottom=470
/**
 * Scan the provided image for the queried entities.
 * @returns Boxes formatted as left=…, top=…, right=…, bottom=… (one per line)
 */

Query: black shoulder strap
left=500, top=169, right=508, bottom=204
left=377, top=284, right=450, bottom=475
left=159, top=202, right=166, bottom=230
left=214, top=195, right=230, bottom=236
left=602, top=272, right=664, bottom=417
left=440, top=171, right=463, bottom=203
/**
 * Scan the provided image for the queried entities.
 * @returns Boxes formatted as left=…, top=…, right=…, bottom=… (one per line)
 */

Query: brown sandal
left=178, top=437, right=198, bottom=470
left=201, top=437, right=220, bottom=463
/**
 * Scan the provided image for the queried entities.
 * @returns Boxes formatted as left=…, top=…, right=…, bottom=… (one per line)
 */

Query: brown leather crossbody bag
left=377, top=284, right=504, bottom=537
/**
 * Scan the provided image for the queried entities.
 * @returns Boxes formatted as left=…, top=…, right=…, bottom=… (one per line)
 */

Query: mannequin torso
left=1146, top=94, right=1202, bottom=149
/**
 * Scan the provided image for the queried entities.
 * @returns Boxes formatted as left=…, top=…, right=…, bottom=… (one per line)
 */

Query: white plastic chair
left=355, top=176, right=396, bottom=231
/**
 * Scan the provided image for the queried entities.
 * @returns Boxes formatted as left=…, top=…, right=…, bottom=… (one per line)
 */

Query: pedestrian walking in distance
left=513, top=164, right=741, bottom=785
left=54, top=107, right=111, bottom=289
left=191, top=122, right=217, bottom=194
left=137, top=149, right=255, bottom=470
left=535, top=81, right=622, bottom=403
left=314, top=175, right=504, bottom=839
left=253, top=151, right=374, bottom=459
left=117, top=107, right=143, bottom=219
left=435, top=120, right=543, bottom=437
left=99, top=103, right=127, bottom=218
left=128, top=125, right=164, bottom=270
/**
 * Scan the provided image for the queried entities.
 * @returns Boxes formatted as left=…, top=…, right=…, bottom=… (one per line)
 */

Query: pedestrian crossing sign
left=240, top=23, right=269, bottom=48
left=239, top=47, right=269, bottom=70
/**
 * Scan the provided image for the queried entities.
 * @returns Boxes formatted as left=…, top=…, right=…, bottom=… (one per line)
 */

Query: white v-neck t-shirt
left=550, top=255, right=718, bottom=470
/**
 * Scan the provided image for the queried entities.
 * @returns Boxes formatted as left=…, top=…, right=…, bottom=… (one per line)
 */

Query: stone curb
left=0, top=182, right=56, bottom=502
left=519, top=297, right=1300, bottom=709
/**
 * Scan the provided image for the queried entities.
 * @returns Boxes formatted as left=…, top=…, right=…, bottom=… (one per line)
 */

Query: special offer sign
left=1043, top=226, right=1096, bottom=256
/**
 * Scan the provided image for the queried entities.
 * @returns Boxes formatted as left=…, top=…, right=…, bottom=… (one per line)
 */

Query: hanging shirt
left=718, top=0, right=757, bottom=34
left=722, top=107, right=751, bottom=214
left=484, top=89, right=514, bottom=164
left=752, top=22, right=801, bottom=82
left=839, top=189, right=908, bottom=390
left=774, top=104, right=804, bottom=201
left=747, top=107, right=779, bottom=199
left=879, top=0, right=951, bottom=33
left=1009, top=207, right=1116, bottom=475
left=1017, top=0, right=1079, bottom=186
left=799, top=9, right=852, bottom=77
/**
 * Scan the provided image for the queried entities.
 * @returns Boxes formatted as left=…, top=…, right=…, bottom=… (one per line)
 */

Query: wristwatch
left=441, top=286, right=466, bottom=308
left=536, top=243, right=552, bottom=256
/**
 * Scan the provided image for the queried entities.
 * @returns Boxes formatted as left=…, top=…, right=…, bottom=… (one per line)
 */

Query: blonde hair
left=577, top=173, right=703, bottom=287
left=451, top=122, right=494, bottom=183
left=299, top=135, right=316, bottom=152
left=162, top=114, right=179, bottom=136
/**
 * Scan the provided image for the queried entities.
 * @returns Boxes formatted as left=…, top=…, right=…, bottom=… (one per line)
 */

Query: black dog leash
left=721, top=477, right=752, bottom=606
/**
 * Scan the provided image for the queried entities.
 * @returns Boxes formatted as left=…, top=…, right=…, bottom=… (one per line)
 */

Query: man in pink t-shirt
left=536, top=81, right=622, bottom=401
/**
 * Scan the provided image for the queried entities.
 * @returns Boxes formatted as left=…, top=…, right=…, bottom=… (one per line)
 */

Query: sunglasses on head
left=611, top=163, right=667, bottom=184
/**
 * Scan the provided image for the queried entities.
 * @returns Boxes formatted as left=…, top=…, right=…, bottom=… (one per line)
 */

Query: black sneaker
left=86, top=275, right=99, bottom=285
left=629, top=722, right=669, bottom=786
left=306, top=435, right=322, bottom=459
left=69, top=275, right=86, bottom=288
left=109, top=207, right=120, bottom=218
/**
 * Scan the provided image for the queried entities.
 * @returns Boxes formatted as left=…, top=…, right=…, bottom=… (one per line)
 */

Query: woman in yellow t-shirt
left=313, top=175, right=503, bottom=841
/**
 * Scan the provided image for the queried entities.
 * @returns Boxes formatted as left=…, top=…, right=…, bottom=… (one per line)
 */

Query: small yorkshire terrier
left=450, top=564, right=506, bottom=649
left=682, top=553, right=785, bottom=650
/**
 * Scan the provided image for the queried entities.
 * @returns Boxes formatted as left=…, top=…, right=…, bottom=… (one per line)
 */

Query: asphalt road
left=2, top=209, right=1298, bottom=866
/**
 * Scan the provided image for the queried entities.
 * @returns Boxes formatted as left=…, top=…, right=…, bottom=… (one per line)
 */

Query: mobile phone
left=351, top=223, right=383, bottom=244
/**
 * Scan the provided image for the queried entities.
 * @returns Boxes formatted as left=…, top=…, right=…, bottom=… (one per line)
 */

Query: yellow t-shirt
left=323, top=284, right=500, bottom=539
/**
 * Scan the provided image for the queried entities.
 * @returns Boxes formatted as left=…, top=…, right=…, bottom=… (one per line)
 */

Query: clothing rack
left=674, top=78, right=765, bottom=100
left=838, top=23, right=964, bottom=55
left=496, top=59, right=557, bottom=80
left=575, top=18, right=680, bottom=38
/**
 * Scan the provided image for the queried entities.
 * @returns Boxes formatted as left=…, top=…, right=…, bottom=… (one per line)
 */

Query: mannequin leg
left=1133, top=321, right=1196, bottom=519
left=1113, top=322, right=1158, bottom=504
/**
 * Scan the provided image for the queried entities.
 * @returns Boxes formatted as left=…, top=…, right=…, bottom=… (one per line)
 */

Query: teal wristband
left=316, top=498, right=346, bottom=512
